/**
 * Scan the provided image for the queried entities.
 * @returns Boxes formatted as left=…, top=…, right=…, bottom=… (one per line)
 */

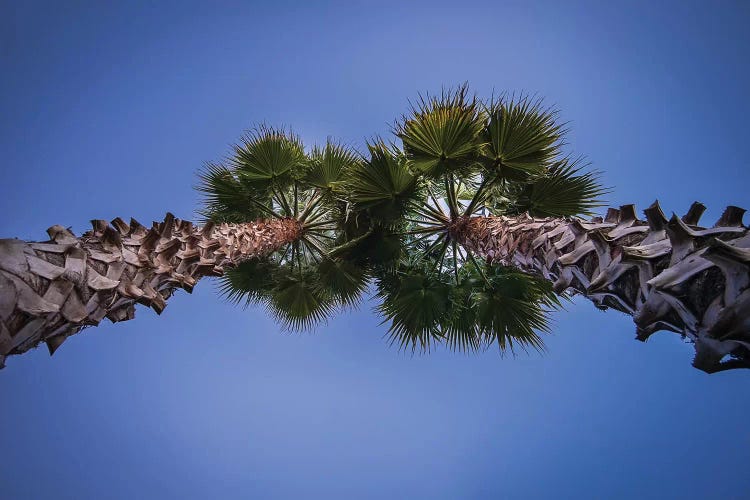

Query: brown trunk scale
left=0, top=214, right=301, bottom=367
left=456, top=202, right=750, bottom=373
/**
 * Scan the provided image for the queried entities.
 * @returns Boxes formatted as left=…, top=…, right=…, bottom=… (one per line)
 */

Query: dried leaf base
left=459, top=202, right=750, bottom=373
left=0, top=214, right=301, bottom=367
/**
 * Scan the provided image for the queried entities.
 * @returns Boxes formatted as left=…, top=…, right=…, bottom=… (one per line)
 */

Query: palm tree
left=0, top=127, right=364, bottom=367
left=353, top=86, right=750, bottom=373
left=1, top=87, right=748, bottom=373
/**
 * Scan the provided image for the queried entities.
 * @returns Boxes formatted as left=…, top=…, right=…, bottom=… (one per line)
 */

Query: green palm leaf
left=342, top=225, right=404, bottom=268
left=196, top=162, right=274, bottom=222
left=440, top=275, right=482, bottom=353
left=471, top=265, right=562, bottom=354
left=217, top=259, right=280, bottom=307
left=523, top=158, right=608, bottom=217
left=315, top=258, right=369, bottom=307
left=481, top=96, right=564, bottom=179
left=346, top=141, right=420, bottom=226
left=305, top=140, right=361, bottom=191
left=268, top=269, right=337, bottom=332
left=396, top=85, right=485, bottom=178
left=220, top=254, right=369, bottom=332
left=232, top=125, right=306, bottom=191
left=372, top=258, right=563, bottom=355
left=376, top=267, right=452, bottom=352
left=487, top=157, right=607, bottom=217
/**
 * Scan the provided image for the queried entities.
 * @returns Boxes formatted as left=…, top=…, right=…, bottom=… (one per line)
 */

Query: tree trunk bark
left=0, top=214, right=301, bottom=367
left=455, top=202, right=750, bottom=373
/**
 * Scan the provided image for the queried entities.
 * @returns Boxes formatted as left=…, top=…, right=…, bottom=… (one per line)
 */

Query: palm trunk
left=0, top=214, right=302, bottom=367
left=454, top=202, right=750, bottom=373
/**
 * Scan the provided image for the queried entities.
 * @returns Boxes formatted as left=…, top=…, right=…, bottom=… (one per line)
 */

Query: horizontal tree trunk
left=0, top=214, right=301, bottom=367
left=457, top=202, right=750, bottom=373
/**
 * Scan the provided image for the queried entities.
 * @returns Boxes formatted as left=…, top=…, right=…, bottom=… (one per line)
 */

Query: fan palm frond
left=375, top=264, right=452, bottom=352
left=217, top=259, right=280, bottom=307
left=315, top=258, right=369, bottom=307
left=471, top=265, right=562, bottom=354
left=348, top=227, right=404, bottom=268
left=440, top=275, right=483, bottom=353
left=268, top=269, right=337, bottom=332
left=196, top=162, right=276, bottom=222
left=481, top=96, right=564, bottom=179
left=486, top=157, right=607, bottom=218
left=232, top=125, right=306, bottom=191
left=305, top=140, right=362, bottom=192
left=523, top=157, right=608, bottom=217
left=346, top=141, right=420, bottom=226
left=396, top=84, right=485, bottom=178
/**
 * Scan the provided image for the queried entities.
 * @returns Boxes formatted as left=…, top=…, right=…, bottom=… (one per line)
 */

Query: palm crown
left=365, top=86, right=605, bottom=353
left=200, top=86, right=606, bottom=354
left=197, top=127, right=370, bottom=330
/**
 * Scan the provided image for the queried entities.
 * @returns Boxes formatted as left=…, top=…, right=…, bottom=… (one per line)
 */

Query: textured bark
left=0, top=214, right=301, bottom=367
left=455, top=202, right=750, bottom=373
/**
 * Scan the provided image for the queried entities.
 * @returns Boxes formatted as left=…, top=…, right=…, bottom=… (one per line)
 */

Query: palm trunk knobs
left=0, top=214, right=301, bottom=367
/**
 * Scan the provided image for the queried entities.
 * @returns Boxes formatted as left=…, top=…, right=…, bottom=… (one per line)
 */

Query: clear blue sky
left=1, top=1, right=749, bottom=498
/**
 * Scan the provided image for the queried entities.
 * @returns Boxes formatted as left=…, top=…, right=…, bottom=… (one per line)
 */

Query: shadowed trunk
left=455, top=202, right=750, bottom=373
left=0, top=214, right=302, bottom=367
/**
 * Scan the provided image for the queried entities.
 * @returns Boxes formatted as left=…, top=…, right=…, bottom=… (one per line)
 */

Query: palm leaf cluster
left=198, top=126, right=369, bottom=330
left=359, top=85, right=605, bottom=353
left=219, top=257, right=367, bottom=331
left=199, top=86, right=607, bottom=354
left=375, top=259, right=561, bottom=354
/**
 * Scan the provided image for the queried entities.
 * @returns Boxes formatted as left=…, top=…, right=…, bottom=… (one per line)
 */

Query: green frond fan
left=217, top=259, right=280, bottom=307
left=232, top=125, right=307, bottom=191
left=305, top=140, right=363, bottom=192
left=486, top=157, right=608, bottom=218
left=315, top=258, right=369, bottom=308
left=395, top=84, right=485, bottom=178
left=198, top=126, right=307, bottom=222
left=204, top=126, right=372, bottom=331
left=375, top=263, right=453, bottom=352
left=267, top=267, right=338, bottom=332
left=439, top=268, right=483, bottom=353
left=471, top=265, right=562, bottom=354
left=479, top=95, right=564, bottom=181
left=219, top=257, right=363, bottom=333
left=345, top=141, right=421, bottom=227
left=196, top=162, right=273, bottom=223
left=335, top=221, right=405, bottom=268
left=372, top=258, right=563, bottom=355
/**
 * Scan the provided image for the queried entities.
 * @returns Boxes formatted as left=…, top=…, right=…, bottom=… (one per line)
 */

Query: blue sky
left=1, top=1, right=749, bottom=498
